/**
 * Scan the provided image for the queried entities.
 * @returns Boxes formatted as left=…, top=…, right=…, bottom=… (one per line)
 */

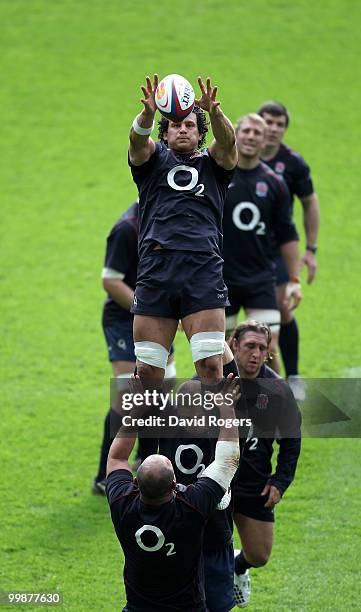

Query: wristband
left=132, top=115, right=154, bottom=136
left=306, top=245, right=318, bottom=254
left=289, top=276, right=300, bottom=283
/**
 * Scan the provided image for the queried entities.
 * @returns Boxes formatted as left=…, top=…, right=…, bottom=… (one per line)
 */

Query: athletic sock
left=235, top=549, right=253, bottom=575
left=279, top=318, right=299, bottom=377
left=95, top=409, right=113, bottom=482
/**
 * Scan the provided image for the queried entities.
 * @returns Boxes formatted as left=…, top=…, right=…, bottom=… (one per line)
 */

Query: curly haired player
left=128, top=74, right=237, bottom=389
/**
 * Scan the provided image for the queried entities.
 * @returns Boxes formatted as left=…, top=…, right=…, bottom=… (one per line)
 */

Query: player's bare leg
left=112, top=361, right=135, bottom=376
left=233, top=513, right=273, bottom=607
left=234, top=513, right=273, bottom=567
left=276, top=283, right=293, bottom=327
left=132, top=315, right=178, bottom=459
left=182, top=308, right=225, bottom=381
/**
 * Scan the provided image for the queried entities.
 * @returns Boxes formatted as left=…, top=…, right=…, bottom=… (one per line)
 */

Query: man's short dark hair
left=158, top=105, right=209, bottom=149
left=136, top=461, right=174, bottom=500
left=257, top=101, right=290, bottom=128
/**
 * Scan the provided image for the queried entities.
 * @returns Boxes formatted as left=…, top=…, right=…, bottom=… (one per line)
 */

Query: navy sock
left=279, top=319, right=299, bottom=377
left=235, top=550, right=253, bottom=575
left=95, top=409, right=112, bottom=482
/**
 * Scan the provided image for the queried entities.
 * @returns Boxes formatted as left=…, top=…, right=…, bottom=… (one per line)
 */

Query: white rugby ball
left=155, top=74, right=195, bottom=122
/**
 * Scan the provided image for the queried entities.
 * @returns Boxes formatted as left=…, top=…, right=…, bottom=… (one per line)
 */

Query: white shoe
left=287, top=375, right=306, bottom=402
left=234, top=549, right=251, bottom=608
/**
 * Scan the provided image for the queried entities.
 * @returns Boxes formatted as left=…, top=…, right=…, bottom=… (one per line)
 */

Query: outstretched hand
left=195, top=77, right=221, bottom=115
left=128, top=374, right=153, bottom=415
left=140, top=74, right=159, bottom=116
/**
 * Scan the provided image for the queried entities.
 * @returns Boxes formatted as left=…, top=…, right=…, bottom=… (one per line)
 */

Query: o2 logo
left=175, top=444, right=205, bottom=476
left=135, top=525, right=176, bottom=556
left=167, top=165, right=204, bottom=197
left=232, top=202, right=265, bottom=235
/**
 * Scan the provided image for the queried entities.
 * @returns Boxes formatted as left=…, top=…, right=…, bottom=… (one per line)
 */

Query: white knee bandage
left=134, top=341, right=169, bottom=370
left=246, top=308, right=281, bottom=333
left=190, top=331, right=225, bottom=364
left=201, top=441, right=240, bottom=491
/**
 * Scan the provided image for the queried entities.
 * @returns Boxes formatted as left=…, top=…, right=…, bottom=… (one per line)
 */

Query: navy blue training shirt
left=102, top=202, right=138, bottom=326
left=262, top=142, right=314, bottom=210
left=107, top=468, right=224, bottom=611
left=129, top=142, right=233, bottom=260
left=223, top=163, right=298, bottom=286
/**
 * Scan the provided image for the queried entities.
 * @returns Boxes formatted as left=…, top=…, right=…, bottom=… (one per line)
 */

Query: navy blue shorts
left=233, top=494, right=275, bottom=523
left=103, top=320, right=135, bottom=362
left=103, top=320, right=175, bottom=363
left=203, top=542, right=235, bottom=612
left=131, top=250, right=229, bottom=320
left=225, top=279, right=277, bottom=315
left=275, top=256, right=289, bottom=286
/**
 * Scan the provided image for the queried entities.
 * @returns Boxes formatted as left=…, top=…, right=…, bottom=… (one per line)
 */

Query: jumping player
left=129, top=74, right=237, bottom=386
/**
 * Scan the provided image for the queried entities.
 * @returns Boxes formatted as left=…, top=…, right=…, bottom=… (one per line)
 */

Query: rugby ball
left=155, top=74, right=195, bottom=122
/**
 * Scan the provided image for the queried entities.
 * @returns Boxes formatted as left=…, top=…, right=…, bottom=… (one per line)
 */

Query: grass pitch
left=1, top=0, right=361, bottom=610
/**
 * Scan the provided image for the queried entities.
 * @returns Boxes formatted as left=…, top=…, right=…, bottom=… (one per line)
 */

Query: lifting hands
left=195, top=77, right=221, bottom=116
left=139, top=74, right=159, bottom=117
left=196, top=76, right=237, bottom=169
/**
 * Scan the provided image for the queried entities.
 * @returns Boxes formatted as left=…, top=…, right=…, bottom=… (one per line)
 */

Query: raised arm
left=129, top=74, right=158, bottom=166
left=106, top=432, right=136, bottom=476
left=196, top=77, right=237, bottom=171
left=106, top=376, right=143, bottom=475
left=200, top=377, right=241, bottom=490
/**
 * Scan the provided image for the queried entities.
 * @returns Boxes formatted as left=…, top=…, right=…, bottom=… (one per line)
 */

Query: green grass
left=1, top=0, right=361, bottom=609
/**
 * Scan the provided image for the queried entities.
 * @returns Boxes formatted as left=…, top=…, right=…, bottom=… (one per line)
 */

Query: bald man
left=106, top=377, right=240, bottom=612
